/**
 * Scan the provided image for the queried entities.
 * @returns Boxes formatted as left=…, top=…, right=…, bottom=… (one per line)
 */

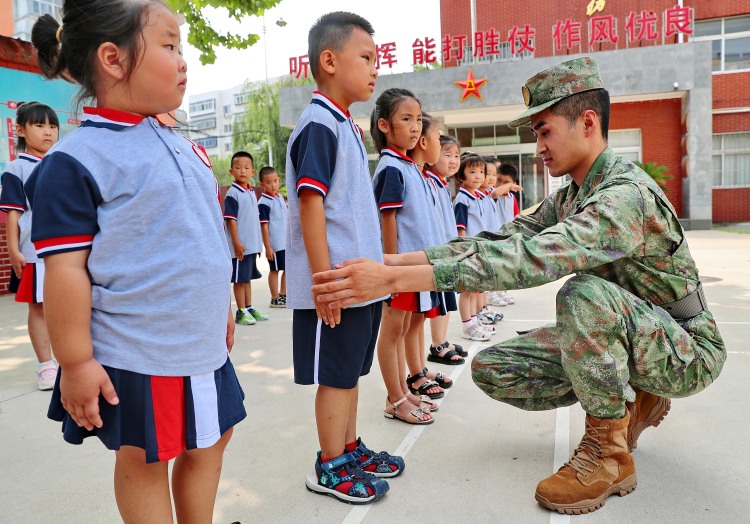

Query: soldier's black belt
left=659, top=284, right=707, bottom=320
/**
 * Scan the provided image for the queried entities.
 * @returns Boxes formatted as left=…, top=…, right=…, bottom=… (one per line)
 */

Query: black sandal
left=406, top=372, right=445, bottom=399
left=427, top=343, right=465, bottom=366
left=447, top=341, right=468, bottom=358
left=423, top=367, right=452, bottom=389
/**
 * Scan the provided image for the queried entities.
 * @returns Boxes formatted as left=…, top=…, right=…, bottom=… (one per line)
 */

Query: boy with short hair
left=286, top=11, right=402, bottom=505
left=257, top=166, right=287, bottom=308
left=224, top=151, right=268, bottom=325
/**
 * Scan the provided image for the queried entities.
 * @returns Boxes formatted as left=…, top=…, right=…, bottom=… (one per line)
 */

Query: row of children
left=222, top=151, right=287, bottom=325
left=8, top=2, right=511, bottom=517
left=287, top=12, right=525, bottom=506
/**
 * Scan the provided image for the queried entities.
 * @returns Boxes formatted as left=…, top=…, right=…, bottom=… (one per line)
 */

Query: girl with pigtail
left=28, top=1, right=245, bottom=520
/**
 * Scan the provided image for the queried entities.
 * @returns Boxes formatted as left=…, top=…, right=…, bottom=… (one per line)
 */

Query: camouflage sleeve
left=426, top=183, right=647, bottom=292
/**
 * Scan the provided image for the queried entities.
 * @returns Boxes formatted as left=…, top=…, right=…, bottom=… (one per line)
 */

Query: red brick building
left=438, top=0, right=750, bottom=224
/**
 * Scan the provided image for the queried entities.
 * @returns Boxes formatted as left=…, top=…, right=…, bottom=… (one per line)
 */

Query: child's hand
left=266, top=252, right=275, bottom=262
left=314, top=290, right=341, bottom=328
left=60, top=358, right=119, bottom=431
left=233, top=242, right=245, bottom=261
left=9, top=249, right=26, bottom=278
left=226, top=309, right=235, bottom=352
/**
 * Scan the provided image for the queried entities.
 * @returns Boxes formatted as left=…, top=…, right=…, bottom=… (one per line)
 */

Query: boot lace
left=564, top=418, right=608, bottom=478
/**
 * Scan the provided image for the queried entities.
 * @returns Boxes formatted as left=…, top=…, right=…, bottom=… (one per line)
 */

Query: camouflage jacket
left=425, top=148, right=702, bottom=307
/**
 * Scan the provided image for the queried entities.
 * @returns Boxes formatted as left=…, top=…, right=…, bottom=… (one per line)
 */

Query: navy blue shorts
left=48, top=358, right=246, bottom=464
left=438, top=291, right=458, bottom=315
left=293, top=301, right=383, bottom=389
left=268, top=249, right=285, bottom=272
left=231, top=255, right=262, bottom=283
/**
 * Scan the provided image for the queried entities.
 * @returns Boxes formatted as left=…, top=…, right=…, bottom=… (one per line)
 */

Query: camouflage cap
left=508, top=57, right=605, bottom=128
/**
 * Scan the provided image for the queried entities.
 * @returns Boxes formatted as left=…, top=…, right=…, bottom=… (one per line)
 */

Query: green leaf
left=166, top=0, right=282, bottom=64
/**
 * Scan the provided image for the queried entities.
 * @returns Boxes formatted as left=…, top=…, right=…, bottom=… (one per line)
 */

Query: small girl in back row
left=453, top=155, right=496, bottom=342
left=0, top=102, right=59, bottom=390
left=371, top=88, right=444, bottom=425
left=28, top=1, right=245, bottom=521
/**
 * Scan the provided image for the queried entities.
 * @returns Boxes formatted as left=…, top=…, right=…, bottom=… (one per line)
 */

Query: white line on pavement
left=342, top=341, right=484, bottom=524
left=550, top=407, right=571, bottom=524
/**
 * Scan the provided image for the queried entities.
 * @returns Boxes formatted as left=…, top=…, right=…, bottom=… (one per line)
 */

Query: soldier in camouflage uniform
left=310, top=57, right=725, bottom=515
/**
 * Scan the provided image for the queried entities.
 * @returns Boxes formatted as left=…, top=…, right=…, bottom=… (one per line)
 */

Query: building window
left=192, top=118, right=216, bottom=131
left=194, top=137, right=217, bottom=149
left=234, top=93, right=249, bottom=105
left=456, top=40, right=534, bottom=67
left=189, top=99, right=216, bottom=114
left=223, top=105, right=232, bottom=117
left=224, top=124, right=232, bottom=133
left=713, top=132, right=750, bottom=187
left=694, top=16, right=750, bottom=72
left=32, top=0, right=59, bottom=15
left=225, top=143, right=232, bottom=152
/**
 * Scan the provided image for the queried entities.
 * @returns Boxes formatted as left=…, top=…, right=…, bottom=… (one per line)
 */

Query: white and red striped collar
left=458, top=187, right=476, bottom=200
left=231, top=182, right=251, bottom=193
left=381, top=147, right=415, bottom=164
left=80, top=107, right=169, bottom=131
left=17, top=152, right=42, bottom=162
left=311, top=91, right=350, bottom=122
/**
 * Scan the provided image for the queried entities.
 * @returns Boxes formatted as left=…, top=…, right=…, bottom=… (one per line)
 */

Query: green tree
left=210, top=155, right=233, bottom=186
left=232, top=76, right=312, bottom=185
left=166, top=0, right=282, bottom=64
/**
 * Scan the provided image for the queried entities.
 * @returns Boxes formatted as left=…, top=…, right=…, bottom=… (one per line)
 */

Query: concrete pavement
left=1, top=230, right=749, bottom=523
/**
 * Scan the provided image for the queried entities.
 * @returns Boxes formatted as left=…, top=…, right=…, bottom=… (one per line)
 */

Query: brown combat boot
left=535, top=413, right=637, bottom=515
left=626, top=387, right=671, bottom=452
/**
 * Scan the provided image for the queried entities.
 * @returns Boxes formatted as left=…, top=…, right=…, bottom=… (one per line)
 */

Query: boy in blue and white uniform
left=286, top=12, right=401, bottom=505
left=224, top=151, right=268, bottom=325
left=258, top=166, right=288, bottom=308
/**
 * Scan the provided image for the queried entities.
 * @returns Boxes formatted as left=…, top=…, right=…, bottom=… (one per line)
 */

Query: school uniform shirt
left=223, top=183, right=263, bottom=257
left=482, top=188, right=501, bottom=232
left=453, top=187, right=485, bottom=237
left=285, top=91, right=387, bottom=310
left=24, top=107, right=232, bottom=377
left=372, top=148, right=445, bottom=253
left=426, top=170, right=459, bottom=242
left=496, top=192, right=516, bottom=226
left=0, top=153, right=42, bottom=263
left=258, top=192, right=288, bottom=253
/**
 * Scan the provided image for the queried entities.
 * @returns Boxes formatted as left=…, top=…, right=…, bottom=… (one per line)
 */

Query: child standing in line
left=258, top=166, right=287, bottom=308
left=372, top=90, right=445, bottom=423
left=224, top=151, right=269, bottom=325
left=491, top=162, right=524, bottom=306
left=403, top=115, right=463, bottom=405
left=423, top=135, right=466, bottom=388
left=27, top=3, right=246, bottom=521
left=453, top=155, right=495, bottom=342
left=474, top=158, right=504, bottom=324
left=287, top=12, right=402, bottom=505
left=0, top=101, right=59, bottom=390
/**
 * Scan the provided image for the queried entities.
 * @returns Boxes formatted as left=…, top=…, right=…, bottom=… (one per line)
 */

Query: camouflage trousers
left=472, top=275, right=726, bottom=418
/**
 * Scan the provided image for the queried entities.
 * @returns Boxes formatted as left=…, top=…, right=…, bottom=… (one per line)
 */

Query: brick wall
left=713, top=72, right=750, bottom=110
left=611, top=98, right=684, bottom=217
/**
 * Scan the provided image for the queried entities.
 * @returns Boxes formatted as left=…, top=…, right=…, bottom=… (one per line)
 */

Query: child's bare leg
left=233, top=283, right=247, bottom=310
left=28, top=303, right=52, bottom=362
left=114, top=446, right=172, bottom=523
left=172, top=428, right=233, bottom=524
left=280, top=271, right=286, bottom=296
left=345, top=384, right=359, bottom=445
left=429, top=315, right=446, bottom=348
left=459, top=293, right=473, bottom=323
left=377, top=305, right=408, bottom=403
left=317, top=385, right=354, bottom=459
left=244, top=282, right=252, bottom=307
left=268, top=270, right=279, bottom=299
